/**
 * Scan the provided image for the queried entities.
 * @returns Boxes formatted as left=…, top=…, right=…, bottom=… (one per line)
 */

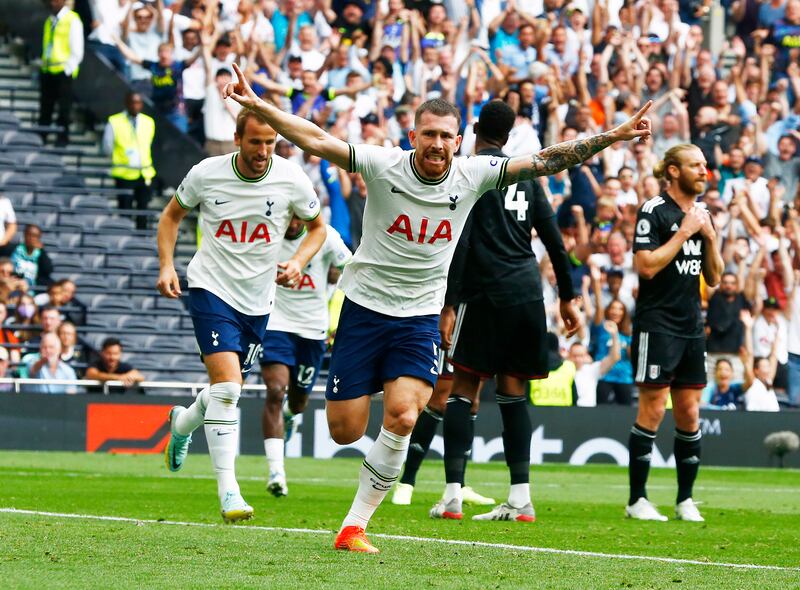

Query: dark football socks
left=674, top=428, right=702, bottom=504
left=628, top=423, right=657, bottom=506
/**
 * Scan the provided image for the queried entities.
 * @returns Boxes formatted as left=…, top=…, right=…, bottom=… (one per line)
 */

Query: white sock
left=174, top=386, right=210, bottom=436
left=443, top=483, right=462, bottom=504
left=203, top=382, right=241, bottom=501
left=264, top=438, right=285, bottom=477
left=508, top=483, right=531, bottom=508
left=341, top=427, right=409, bottom=531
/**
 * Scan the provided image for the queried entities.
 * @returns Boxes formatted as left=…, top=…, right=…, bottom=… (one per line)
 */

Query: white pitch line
left=1, top=508, right=797, bottom=572
left=3, top=470, right=800, bottom=494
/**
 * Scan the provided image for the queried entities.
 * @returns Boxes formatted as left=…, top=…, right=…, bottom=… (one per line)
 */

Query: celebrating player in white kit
left=262, top=217, right=351, bottom=497
left=157, top=109, right=326, bottom=523
left=224, top=63, right=652, bottom=551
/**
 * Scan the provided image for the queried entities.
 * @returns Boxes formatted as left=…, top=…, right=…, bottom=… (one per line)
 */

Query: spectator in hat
left=22, top=332, right=78, bottom=395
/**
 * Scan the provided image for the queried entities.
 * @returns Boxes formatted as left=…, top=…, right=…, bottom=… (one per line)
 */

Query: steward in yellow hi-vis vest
left=102, top=93, right=156, bottom=230
left=39, top=0, right=83, bottom=146
left=528, top=361, right=576, bottom=406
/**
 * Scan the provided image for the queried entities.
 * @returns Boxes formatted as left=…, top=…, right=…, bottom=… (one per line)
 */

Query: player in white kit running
left=157, top=109, right=326, bottom=523
left=224, top=63, right=653, bottom=550
left=261, top=218, right=351, bottom=497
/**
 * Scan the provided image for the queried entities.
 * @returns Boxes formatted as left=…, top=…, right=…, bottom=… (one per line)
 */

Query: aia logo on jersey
left=284, top=274, right=316, bottom=290
left=215, top=220, right=271, bottom=243
left=386, top=215, right=452, bottom=244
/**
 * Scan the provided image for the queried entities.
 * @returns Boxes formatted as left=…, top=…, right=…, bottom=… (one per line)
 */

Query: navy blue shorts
left=325, top=298, right=441, bottom=400
left=188, top=288, right=270, bottom=374
left=260, top=329, right=327, bottom=394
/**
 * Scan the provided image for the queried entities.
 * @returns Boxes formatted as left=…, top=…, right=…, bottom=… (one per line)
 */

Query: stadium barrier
left=0, top=379, right=798, bottom=468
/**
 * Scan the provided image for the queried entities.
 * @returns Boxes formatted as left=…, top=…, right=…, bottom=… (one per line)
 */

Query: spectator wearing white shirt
left=721, top=157, right=771, bottom=219
left=22, top=333, right=78, bottom=395
left=175, top=27, right=206, bottom=144
left=741, top=310, right=781, bottom=412
left=568, top=321, right=622, bottom=407
left=0, top=195, right=17, bottom=257
left=122, top=1, right=167, bottom=94
left=40, top=0, right=84, bottom=147
left=201, top=41, right=241, bottom=155
left=88, top=0, right=131, bottom=74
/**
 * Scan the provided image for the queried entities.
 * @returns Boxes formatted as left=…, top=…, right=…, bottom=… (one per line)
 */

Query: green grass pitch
left=1, top=451, right=798, bottom=589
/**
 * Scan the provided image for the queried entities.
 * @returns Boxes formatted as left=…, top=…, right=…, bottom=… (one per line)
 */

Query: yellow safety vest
left=108, top=112, right=156, bottom=182
left=42, top=10, right=80, bottom=77
left=529, top=361, right=576, bottom=407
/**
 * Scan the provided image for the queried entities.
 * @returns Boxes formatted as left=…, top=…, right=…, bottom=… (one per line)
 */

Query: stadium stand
left=0, top=37, right=208, bottom=386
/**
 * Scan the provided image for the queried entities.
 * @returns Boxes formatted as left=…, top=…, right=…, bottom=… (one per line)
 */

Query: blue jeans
left=788, top=352, right=800, bottom=407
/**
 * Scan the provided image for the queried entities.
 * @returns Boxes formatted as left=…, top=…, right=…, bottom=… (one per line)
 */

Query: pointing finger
left=633, top=100, right=653, bottom=121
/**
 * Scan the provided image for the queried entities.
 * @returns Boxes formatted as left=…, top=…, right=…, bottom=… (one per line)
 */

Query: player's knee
left=386, top=406, right=419, bottom=434
left=265, top=379, right=286, bottom=403
left=209, top=381, right=241, bottom=405
left=328, top=421, right=365, bottom=445
left=674, top=404, right=700, bottom=430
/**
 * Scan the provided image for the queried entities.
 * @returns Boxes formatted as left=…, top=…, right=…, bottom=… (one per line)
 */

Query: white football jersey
left=267, top=225, right=352, bottom=340
left=341, top=144, right=508, bottom=316
left=176, top=153, right=320, bottom=315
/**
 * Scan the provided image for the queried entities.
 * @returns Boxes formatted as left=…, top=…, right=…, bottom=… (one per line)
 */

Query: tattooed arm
left=502, top=101, right=653, bottom=187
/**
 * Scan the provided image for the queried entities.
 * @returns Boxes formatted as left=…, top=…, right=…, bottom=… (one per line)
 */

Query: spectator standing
left=0, top=193, right=17, bottom=257
left=11, top=225, right=54, bottom=288
left=706, top=271, right=749, bottom=381
left=121, top=0, right=166, bottom=95
left=787, top=270, right=800, bottom=407
left=40, top=0, right=84, bottom=147
left=22, top=332, right=78, bottom=395
left=87, top=0, right=130, bottom=74
left=201, top=36, right=241, bottom=155
left=85, top=337, right=144, bottom=393
left=740, top=310, right=781, bottom=411
left=103, top=92, right=156, bottom=230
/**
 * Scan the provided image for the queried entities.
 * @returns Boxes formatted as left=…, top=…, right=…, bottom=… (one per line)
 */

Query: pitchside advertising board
left=1, top=394, right=798, bottom=468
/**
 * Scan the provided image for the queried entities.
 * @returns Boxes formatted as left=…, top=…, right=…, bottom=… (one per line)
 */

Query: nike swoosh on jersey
left=215, top=199, right=231, bottom=205
left=390, top=186, right=409, bottom=195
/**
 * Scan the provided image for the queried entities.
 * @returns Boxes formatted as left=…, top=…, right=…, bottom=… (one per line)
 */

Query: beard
left=676, top=173, right=705, bottom=196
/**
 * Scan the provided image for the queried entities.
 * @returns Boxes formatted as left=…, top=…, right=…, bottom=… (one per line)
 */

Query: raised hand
left=613, top=101, right=653, bottom=143
left=224, top=62, right=262, bottom=110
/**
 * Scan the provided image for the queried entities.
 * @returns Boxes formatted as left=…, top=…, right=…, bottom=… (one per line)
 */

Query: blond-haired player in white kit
left=157, top=109, right=326, bottom=523
left=261, top=217, right=351, bottom=497
left=225, top=63, right=653, bottom=551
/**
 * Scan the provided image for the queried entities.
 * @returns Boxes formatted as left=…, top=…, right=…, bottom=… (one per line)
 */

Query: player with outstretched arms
left=224, top=62, right=652, bottom=552
left=261, top=217, right=351, bottom=497
left=157, top=109, right=326, bottom=523
left=626, top=144, right=724, bottom=522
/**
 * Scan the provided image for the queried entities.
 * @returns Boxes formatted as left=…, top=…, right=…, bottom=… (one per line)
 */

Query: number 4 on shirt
left=504, top=183, right=528, bottom=221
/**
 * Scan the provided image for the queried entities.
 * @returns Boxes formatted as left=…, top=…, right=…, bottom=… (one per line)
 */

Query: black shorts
left=631, top=330, right=707, bottom=389
left=449, top=298, right=548, bottom=380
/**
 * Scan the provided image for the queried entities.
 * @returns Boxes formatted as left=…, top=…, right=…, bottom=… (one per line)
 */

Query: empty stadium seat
left=1, top=130, right=42, bottom=148
left=70, top=194, right=109, bottom=210
left=117, top=315, right=157, bottom=331
left=0, top=112, right=20, bottom=130
left=91, top=294, right=135, bottom=310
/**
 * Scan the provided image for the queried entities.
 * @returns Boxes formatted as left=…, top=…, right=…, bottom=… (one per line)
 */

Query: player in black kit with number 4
left=627, top=144, right=723, bottom=522
left=425, top=100, right=581, bottom=522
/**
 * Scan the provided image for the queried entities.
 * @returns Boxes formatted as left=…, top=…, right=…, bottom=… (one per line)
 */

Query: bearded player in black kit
left=627, top=144, right=724, bottom=522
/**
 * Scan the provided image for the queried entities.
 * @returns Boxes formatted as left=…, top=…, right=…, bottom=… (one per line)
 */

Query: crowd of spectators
left=33, top=0, right=800, bottom=409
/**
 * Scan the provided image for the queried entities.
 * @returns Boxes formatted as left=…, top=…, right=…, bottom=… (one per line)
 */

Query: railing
left=0, top=377, right=327, bottom=397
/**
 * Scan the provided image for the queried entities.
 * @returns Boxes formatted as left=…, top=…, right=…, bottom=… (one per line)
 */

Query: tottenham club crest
left=449, top=195, right=460, bottom=211
left=265, top=200, right=274, bottom=217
